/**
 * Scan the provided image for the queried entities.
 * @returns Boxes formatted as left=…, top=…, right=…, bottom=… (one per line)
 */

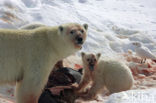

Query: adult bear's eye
left=81, top=30, right=84, bottom=33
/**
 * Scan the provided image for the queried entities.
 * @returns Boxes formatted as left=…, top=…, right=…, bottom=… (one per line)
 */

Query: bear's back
left=96, top=59, right=133, bottom=84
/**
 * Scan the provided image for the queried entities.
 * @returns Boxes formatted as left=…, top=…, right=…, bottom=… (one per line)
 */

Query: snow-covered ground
left=0, top=0, right=156, bottom=56
left=0, top=0, right=156, bottom=103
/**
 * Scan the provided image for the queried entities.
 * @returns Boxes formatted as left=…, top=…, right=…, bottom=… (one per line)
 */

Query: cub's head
left=58, top=23, right=88, bottom=49
left=81, top=52, right=101, bottom=71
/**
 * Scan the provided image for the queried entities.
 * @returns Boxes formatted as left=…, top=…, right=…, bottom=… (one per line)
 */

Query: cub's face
left=81, top=52, right=101, bottom=71
left=58, top=23, right=88, bottom=49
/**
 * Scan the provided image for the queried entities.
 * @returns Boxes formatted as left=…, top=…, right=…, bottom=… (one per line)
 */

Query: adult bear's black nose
left=76, top=36, right=83, bottom=44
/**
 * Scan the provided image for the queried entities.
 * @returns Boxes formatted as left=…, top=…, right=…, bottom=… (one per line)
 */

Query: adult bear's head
left=58, top=23, right=88, bottom=49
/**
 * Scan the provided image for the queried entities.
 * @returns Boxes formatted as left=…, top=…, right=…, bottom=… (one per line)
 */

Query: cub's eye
left=70, top=30, right=75, bottom=34
left=81, top=30, right=84, bottom=33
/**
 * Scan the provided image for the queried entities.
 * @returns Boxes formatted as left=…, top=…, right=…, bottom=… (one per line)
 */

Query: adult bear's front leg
left=15, top=71, right=50, bottom=103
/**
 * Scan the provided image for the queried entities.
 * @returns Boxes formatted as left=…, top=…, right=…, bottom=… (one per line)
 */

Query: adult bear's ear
left=58, top=25, right=64, bottom=32
left=83, top=24, right=88, bottom=30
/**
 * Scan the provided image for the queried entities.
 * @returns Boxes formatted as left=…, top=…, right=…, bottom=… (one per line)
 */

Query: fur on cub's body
left=78, top=53, right=134, bottom=100
left=0, top=23, right=88, bottom=103
left=94, top=59, right=134, bottom=93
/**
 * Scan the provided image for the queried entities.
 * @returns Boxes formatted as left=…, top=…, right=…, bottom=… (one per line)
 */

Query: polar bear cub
left=77, top=52, right=134, bottom=100
left=0, top=23, right=88, bottom=103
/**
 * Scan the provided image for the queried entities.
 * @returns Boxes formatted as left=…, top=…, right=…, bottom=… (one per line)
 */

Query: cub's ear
left=83, top=24, right=88, bottom=30
left=58, top=25, right=64, bottom=32
left=96, top=53, right=101, bottom=59
left=81, top=52, right=85, bottom=57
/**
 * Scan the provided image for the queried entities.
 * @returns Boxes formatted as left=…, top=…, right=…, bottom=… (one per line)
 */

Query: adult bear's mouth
left=74, top=36, right=84, bottom=49
left=74, top=43, right=82, bottom=49
left=76, top=36, right=83, bottom=44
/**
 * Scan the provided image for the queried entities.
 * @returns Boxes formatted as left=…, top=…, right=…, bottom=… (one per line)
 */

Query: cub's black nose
left=76, top=37, right=83, bottom=44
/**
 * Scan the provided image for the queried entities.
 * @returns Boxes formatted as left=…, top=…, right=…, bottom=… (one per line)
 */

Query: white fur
left=94, top=59, right=134, bottom=94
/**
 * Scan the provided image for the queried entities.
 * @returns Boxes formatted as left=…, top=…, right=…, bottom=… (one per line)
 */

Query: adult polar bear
left=0, top=23, right=88, bottom=103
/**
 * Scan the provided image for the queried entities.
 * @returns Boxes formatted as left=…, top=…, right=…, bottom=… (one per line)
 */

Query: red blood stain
left=74, top=64, right=82, bottom=69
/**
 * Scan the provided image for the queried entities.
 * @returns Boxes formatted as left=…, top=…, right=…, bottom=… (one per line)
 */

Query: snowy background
left=0, top=0, right=156, bottom=56
left=0, top=0, right=156, bottom=103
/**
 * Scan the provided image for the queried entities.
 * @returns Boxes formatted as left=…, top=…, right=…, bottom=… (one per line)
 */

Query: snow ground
left=0, top=0, right=156, bottom=56
left=0, top=0, right=156, bottom=103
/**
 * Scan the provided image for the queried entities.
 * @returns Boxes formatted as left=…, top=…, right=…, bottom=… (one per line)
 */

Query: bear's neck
left=53, top=38, right=78, bottom=60
left=36, top=27, right=78, bottom=61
